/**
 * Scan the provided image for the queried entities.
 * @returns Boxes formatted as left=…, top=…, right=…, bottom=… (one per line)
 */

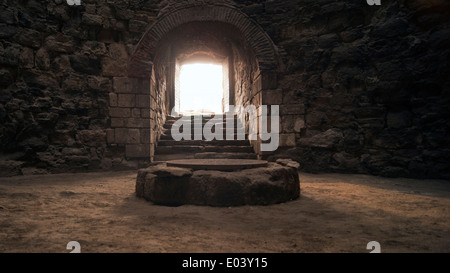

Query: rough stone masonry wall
left=241, top=0, right=450, bottom=179
left=0, top=0, right=160, bottom=176
left=0, top=0, right=449, bottom=179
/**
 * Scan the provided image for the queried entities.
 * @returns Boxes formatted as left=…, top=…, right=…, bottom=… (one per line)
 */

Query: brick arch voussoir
left=128, top=4, right=279, bottom=78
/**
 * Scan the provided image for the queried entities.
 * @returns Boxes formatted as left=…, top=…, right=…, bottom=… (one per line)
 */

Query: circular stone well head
left=136, top=159, right=301, bottom=207
left=166, top=159, right=268, bottom=171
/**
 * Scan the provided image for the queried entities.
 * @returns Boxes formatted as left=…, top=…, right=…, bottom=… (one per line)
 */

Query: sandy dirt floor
left=0, top=170, right=449, bottom=253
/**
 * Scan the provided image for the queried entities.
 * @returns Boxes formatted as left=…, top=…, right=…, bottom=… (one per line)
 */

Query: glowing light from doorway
left=179, top=63, right=223, bottom=114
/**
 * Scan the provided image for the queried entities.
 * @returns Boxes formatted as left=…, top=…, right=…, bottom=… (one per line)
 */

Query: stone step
left=168, top=114, right=238, bottom=118
left=164, top=119, right=240, bottom=124
left=158, top=140, right=250, bottom=146
left=156, top=115, right=258, bottom=162
left=154, top=154, right=195, bottom=161
left=154, top=152, right=257, bottom=161
left=164, top=119, right=243, bottom=127
left=160, top=134, right=248, bottom=141
left=162, top=128, right=246, bottom=134
left=193, top=152, right=257, bottom=160
left=163, top=122, right=245, bottom=130
left=156, top=145, right=254, bottom=155
left=159, top=131, right=248, bottom=141
left=180, top=114, right=238, bottom=118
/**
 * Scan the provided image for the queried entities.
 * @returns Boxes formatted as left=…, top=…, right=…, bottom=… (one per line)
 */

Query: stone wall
left=252, top=0, right=450, bottom=179
left=108, top=77, right=151, bottom=163
left=0, top=0, right=449, bottom=179
left=0, top=0, right=159, bottom=175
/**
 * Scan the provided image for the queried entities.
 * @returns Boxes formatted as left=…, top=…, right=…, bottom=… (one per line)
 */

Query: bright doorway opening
left=179, top=63, right=223, bottom=115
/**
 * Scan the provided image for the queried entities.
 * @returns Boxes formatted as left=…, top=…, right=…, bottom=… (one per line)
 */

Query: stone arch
left=128, top=3, right=280, bottom=78
left=123, top=2, right=282, bottom=161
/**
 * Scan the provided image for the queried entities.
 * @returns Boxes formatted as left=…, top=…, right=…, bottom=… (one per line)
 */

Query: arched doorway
left=126, top=3, right=280, bottom=161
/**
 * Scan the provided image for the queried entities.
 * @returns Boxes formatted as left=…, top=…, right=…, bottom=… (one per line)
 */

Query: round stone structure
left=166, top=159, right=268, bottom=171
left=136, top=159, right=301, bottom=207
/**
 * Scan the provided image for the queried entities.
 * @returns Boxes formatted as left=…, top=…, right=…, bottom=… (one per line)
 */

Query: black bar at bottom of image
left=0, top=253, right=446, bottom=272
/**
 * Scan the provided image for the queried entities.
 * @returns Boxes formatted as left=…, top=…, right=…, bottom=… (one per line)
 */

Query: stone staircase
left=154, top=114, right=257, bottom=161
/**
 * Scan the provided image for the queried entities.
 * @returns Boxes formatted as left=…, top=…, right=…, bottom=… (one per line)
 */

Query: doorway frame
left=171, top=54, right=233, bottom=116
